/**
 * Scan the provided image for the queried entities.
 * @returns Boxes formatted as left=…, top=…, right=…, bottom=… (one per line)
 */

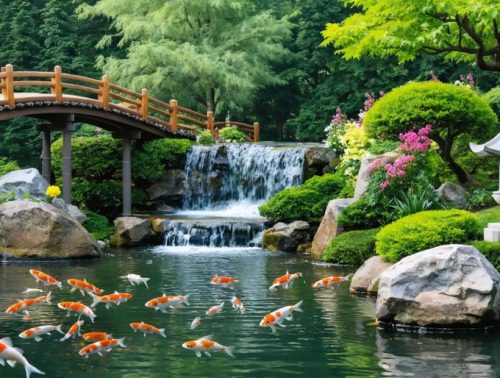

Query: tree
left=322, top=0, right=500, bottom=72
left=78, top=0, right=292, bottom=114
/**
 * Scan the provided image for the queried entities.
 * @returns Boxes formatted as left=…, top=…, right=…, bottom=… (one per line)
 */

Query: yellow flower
left=46, top=185, right=61, bottom=198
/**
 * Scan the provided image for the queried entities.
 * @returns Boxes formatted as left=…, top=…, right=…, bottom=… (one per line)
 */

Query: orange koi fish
left=5, top=292, right=52, bottom=318
left=60, top=320, right=84, bottom=342
left=312, top=274, right=353, bottom=289
left=0, top=337, right=44, bottom=377
left=259, top=300, right=303, bottom=333
left=190, top=317, right=201, bottom=330
left=182, top=335, right=234, bottom=358
left=82, top=332, right=112, bottom=342
left=29, top=269, right=62, bottom=289
left=130, top=322, right=166, bottom=338
left=78, top=338, right=126, bottom=358
left=19, top=324, right=64, bottom=342
left=231, top=297, right=245, bottom=314
left=206, top=302, right=224, bottom=316
left=269, top=271, right=302, bottom=291
left=145, top=294, right=190, bottom=313
left=89, top=292, right=132, bottom=309
left=211, top=275, right=238, bottom=287
left=67, top=278, right=103, bottom=296
left=57, top=301, right=96, bottom=323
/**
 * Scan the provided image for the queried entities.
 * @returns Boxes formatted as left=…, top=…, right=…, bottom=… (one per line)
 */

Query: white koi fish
left=0, top=337, right=45, bottom=377
left=121, top=274, right=150, bottom=288
left=231, top=297, right=245, bottom=314
left=182, top=335, right=234, bottom=358
left=19, top=325, right=64, bottom=342
left=259, top=300, right=303, bottom=333
left=206, top=302, right=224, bottom=316
left=22, top=288, right=43, bottom=295
left=190, top=317, right=201, bottom=330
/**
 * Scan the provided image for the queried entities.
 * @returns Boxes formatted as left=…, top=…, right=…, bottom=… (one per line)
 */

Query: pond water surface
left=0, top=246, right=499, bottom=377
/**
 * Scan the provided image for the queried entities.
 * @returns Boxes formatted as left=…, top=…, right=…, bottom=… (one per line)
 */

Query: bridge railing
left=0, top=64, right=259, bottom=142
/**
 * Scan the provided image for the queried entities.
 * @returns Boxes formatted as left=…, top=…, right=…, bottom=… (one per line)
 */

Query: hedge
left=322, top=228, right=379, bottom=266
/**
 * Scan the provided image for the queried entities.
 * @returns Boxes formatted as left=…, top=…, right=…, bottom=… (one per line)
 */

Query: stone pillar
left=122, top=138, right=132, bottom=216
left=62, top=115, right=75, bottom=204
left=41, top=129, right=51, bottom=184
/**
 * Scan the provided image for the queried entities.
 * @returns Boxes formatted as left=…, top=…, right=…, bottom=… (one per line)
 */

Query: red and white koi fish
left=57, top=302, right=96, bottom=323
left=89, top=291, right=132, bottom=309
left=312, top=274, right=353, bottom=289
left=259, top=300, right=303, bottom=333
left=211, top=275, right=238, bottom=287
left=231, top=297, right=245, bottom=314
left=190, top=317, right=201, bottom=330
left=5, top=292, right=52, bottom=318
left=182, top=335, right=234, bottom=358
left=269, top=271, right=302, bottom=291
left=78, top=338, right=126, bottom=358
left=130, top=322, right=165, bottom=338
left=121, top=274, right=150, bottom=288
left=29, top=269, right=62, bottom=289
left=19, top=325, right=64, bottom=342
left=60, top=320, right=84, bottom=342
left=145, top=294, right=190, bottom=313
left=22, top=288, right=43, bottom=295
left=206, top=302, right=224, bottom=316
left=82, top=332, right=111, bottom=342
left=67, top=278, right=103, bottom=296
left=0, top=337, right=44, bottom=378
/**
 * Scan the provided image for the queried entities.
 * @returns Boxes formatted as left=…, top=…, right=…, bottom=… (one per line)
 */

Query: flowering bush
left=218, top=126, right=247, bottom=143
left=46, top=185, right=61, bottom=198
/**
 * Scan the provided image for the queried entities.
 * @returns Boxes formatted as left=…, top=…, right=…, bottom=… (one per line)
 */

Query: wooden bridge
left=0, top=64, right=260, bottom=216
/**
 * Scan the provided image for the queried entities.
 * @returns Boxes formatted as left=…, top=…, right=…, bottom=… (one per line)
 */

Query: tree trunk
left=433, top=135, right=471, bottom=184
left=206, top=88, right=216, bottom=113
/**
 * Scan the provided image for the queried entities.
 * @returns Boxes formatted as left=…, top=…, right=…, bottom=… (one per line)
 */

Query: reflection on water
left=0, top=247, right=499, bottom=377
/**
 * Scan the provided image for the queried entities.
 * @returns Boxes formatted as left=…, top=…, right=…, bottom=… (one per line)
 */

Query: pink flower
left=379, top=181, right=390, bottom=190
left=399, top=125, right=432, bottom=153
left=430, top=71, right=440, bottom=82
left=368, top=159, right=384, bottom=174
left=331, top=107, right=346, bottom=126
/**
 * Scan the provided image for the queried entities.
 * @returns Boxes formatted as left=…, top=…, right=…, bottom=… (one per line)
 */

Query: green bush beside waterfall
left=322, top=228, right=379, bottom=266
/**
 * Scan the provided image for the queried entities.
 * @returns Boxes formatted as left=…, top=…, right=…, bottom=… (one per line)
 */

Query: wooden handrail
left=0, top=64, right=259, bottom=141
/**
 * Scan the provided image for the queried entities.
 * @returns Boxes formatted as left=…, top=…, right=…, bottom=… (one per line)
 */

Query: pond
left=1, top=246, right=499, bottom=377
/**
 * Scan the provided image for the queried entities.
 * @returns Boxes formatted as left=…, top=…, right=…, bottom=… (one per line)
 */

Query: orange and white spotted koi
left=89, top=291, right=132, bottom=309
left=78, top=338, right=126, bottom=358
left=130, top=322, right=165, bottom=338
left=0, top=337, right=44, bottom=377
left=67, top=278, right=103, bottom=296
left=210, top=275, right=238, bottom=287
left=231, top=297, right=245, bottom=314
left=182, top=335, right=234, bottom=358
left=206, top=302, right=224, bottom=316
left=5, top=292, right=52, bottom=318
left=60, top=320, right=84, bottom=342
left=82, top=332, right=112, bottom=342
left=19, top=324, right=64, bottom=342
left=57, top=301, right=96, bottom=323
left=29, top=269, right=62, bottom=289
left=259, top=300, right=303, bottom=333
left=312, top=274, right=353, bottom=289
left=145, top=294, right=190, bottom=313
left=190, top=317, right=201, bottom=330
left=269, top=271, right=302, bottom=290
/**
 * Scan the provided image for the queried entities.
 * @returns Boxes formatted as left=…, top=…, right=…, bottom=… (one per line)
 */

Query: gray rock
left=354, top=152, right=399, bottom=200
left=147, top=169, right=186, bottom=203
left=51, top=198, right=68, bottom=212
left=0, top=200, right=101, bottom=258
left=304, top=146, right=337, bottom=178
left=311, top=198, right=355, bottom=259
left=51, top=198, right=86, bottom=224
left=263, top=221, right=311, bottom=252
left=0, top=168, right=49, bottom=200
left=376, top=244, right=500, bottom=327
left=350, top=256, right=393, bottom=294
left=437, top=182, right=467, bottom=209
left=109, top=217, right=154, bottom=246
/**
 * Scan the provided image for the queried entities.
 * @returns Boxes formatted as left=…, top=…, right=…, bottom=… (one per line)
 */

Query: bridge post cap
left=5, top=64, right=13, bottom=70
left=141, top=88, right=148, bottom=93
left=54, top=65, right=62, bottom=72
left=169, top=99, right=178, bottom=105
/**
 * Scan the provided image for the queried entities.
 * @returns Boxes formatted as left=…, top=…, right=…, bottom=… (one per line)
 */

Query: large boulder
left=109, top=217, right=154, bottom=246
left=436, top=182, right=467, bottom=209
left=350, top=256, right=393, bottom=294
left=147, top=169, right=186, bottom=206
left=263, top=221, right=311, bottom=252
left=51, top=198, right=87, bottom=224
left=304, top=146, right=337, bottom=178
left=0, top=168, right=48, bottom=200
left=0, top=200, right=101, bottom=258
left=311, top=198, right=355, bottom=259
left=354, top=152, right=399, bottom=199
left=376, top=244, right=500, bottom=328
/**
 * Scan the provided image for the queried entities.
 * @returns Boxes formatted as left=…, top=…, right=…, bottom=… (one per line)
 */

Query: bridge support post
left=62, top=115, right=75, bottom=204
left=41, top=130, right=51, bottom=184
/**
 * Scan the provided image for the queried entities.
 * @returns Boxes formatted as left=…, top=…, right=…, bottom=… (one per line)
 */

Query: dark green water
left=1, top=246, right=500, bottom=377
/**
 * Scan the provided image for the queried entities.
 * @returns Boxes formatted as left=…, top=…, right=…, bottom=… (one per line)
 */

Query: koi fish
left=89, top=292, right=132, bottom=309
left=206, top=302, right=224, bottom=316
left=82, top=332, right=112, bottom=342
left=67, top=278, right=103, bottom=296
left=29, top=269, right=62, bottom=289
left=121, top=274, right=150, bottom=288
left=22, top=288, right=43, bottom=295
left=269, top=271, right=302, bottom=290
left=231, top=297, right=245, bottom=314
left=0, top=337, right=44, bottom=378
left=182, top=335, right=234, bottom=358
left=312, top=274, right=353, bottom=289
left=19, top=325, right=64, bottom=342
left=78, top=338, right=126, bottom=358
left=5, top=292, right=52, bottom=318
left=190, top=317, right=201, bottom=330
left=57, top=302, right=96, bottom=323
left=259, top=300, right=303, bottom=333
left=130, top=322, right=165, bottom=338
left=145, top=294, right=190, bottom=313
left=60, top=320, right=84, bottom=342
left=211, top=275, right=238, bottom=287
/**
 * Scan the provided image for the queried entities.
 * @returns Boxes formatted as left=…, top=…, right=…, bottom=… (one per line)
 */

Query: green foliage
left=0, top=157, right=20, bottom=176
left=322, top=228, right=379, bottom=266
left=338, top=197, right=391, bottom=231
left=83, top=210, right=114, bottom=241
left=483, top=87, right=500, bottom=121
left=390, top=187, right=443, bottom=218
left=367, top=140, right=399, bottom=155
left=218, top=127, right=247, bottom=143
left=375, top=209, right=481, bottom=262
left=259, top=172, right=345, bottom=223
left=0, top=192, right=16, bottom=204
left=197, top=131, right=216, bottom=145
left=466, top=189, right=496, bottom=211
left=475, top=206, right=500, bottom=229
left=470, top=241, right=500, bottom=271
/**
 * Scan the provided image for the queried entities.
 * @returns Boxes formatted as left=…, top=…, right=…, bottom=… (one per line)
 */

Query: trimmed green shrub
left=475, top=206, right=500, bottom=229
left=376, top=209, right=481, bottom=262
left=0, top=156, right=20, bottom=176
left=83, top=211, right=114, bottom=241
left=197, top=130, right=216, bottom=145
left=466, top=189, right=496, bottom=211
left=483, top=87, right=500, bottom=121
left=337, top=197, right=391, bottom=230
left=322, top=228, right=379, bottom=266
left=259, top=172, right=346, bottom=223
left=470, top=240, right=500, bottom=271
left=367, top=140, right=399, bottom=155
left=218, top=126, right=247, bottom=143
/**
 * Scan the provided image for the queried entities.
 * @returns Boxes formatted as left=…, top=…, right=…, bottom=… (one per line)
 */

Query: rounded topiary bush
left=483, top=87, right=500, bottom=121
left=375, top=209, right=481, bottom=262
left=322, top=228, right=379, bottom=266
